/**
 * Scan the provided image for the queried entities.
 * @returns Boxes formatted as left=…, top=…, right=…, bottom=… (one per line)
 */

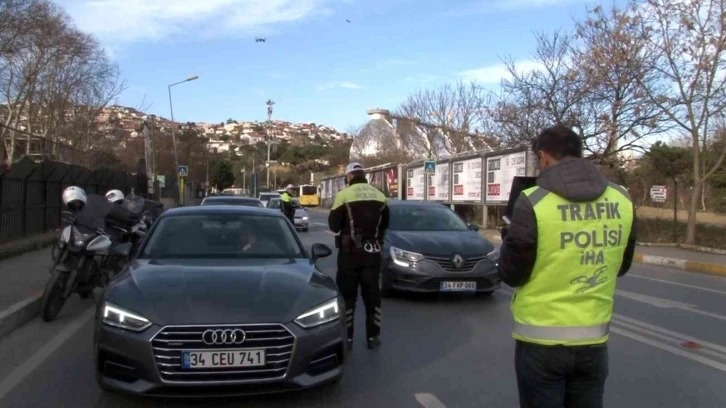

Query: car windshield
left=259, top=194, right=277, bottom=201
left=389, top=205, right=469, bottom=231
left=140, top=214, right=304, bottom=259
left=268, top=199, right=280, bottom=209
left=202, top=198, right=262, bottom=207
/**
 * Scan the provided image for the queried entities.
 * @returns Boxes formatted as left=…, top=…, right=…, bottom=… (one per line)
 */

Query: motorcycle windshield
left=73, top=194, right=111, bottom=232
left=122, top=195, right=145, bottom=214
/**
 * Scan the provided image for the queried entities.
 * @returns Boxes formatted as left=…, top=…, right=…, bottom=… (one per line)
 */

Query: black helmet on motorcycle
left=62, top=186, right=87, bottom=211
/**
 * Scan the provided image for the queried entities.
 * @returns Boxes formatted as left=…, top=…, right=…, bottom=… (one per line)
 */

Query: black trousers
left=515, top=340, right=609, bottom=408
left=335, top=251, right=381, bottom=339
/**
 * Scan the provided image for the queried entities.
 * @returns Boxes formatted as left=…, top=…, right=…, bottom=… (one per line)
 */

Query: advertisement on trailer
left=451, top=157, right=482, bottom=202
left=406, top=166, right=425, bottom=200
left=428, top=163, right=449, bottom=201
left=385, top=167, right=399, bottom=198
left=486, top=151, right=527, bottom=203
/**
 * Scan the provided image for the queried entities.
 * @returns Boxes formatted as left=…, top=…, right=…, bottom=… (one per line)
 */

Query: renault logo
left=202, top=329, right=246, bottom=345
left=452, top=254, right=464, bottom=269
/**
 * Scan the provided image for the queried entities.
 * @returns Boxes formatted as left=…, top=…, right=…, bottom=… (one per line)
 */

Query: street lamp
left=168, top=74, right=199, bottom=203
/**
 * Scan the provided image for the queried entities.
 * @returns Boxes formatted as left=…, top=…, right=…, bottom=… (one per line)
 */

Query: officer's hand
left=499, top=226, right=509, bottom=241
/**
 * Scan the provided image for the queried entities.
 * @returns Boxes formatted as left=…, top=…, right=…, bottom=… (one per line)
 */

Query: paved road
left=1, top=212, right=725, bottom=407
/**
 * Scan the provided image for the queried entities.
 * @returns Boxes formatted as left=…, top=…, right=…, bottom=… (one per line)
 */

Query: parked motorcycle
left=41, top=192, right=132, bottom=322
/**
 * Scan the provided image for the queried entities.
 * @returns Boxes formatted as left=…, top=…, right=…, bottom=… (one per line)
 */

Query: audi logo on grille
left=201, top=329, right=246, bottom=345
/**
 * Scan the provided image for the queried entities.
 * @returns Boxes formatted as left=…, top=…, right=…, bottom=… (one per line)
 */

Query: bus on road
left=299, top=184, right=319, bottom=207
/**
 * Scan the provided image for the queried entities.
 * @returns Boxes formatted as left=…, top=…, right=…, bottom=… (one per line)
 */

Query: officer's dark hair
left=348, top=169, right=366, bottom=184
left=531, top=125, right=583, bottom=160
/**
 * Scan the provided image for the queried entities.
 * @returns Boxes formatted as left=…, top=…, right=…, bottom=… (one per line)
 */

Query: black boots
left=346, top=337, right=381, bottom=350
left=367, top=337, right=381, bottom=350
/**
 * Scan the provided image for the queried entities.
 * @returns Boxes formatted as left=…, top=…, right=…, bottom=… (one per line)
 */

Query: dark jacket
left=280, top=192, right=295, bottom=219
left=328, top=178, right=390, bottom=244
left=498, top=157, right=637, bottom=287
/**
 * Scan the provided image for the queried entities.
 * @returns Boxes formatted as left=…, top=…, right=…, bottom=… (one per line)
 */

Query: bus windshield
left=301, top=185, right=317, bottom=195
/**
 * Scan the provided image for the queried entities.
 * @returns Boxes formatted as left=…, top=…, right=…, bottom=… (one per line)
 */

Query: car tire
left=302, top=228, right=309, bottom=232
left=475, top=291, right=494, bottom=298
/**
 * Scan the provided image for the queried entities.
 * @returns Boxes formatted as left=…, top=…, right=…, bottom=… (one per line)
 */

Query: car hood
left=105, top=258, right=338, bottom=326
left=386, top=230, right=494, bottom=257
left=294, top=208, right=307, bottom=217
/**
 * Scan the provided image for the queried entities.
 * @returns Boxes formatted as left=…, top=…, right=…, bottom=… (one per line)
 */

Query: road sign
left=650, top=185, right=667, bottom=203
left=424, top=160, right=436, bottom=174
left=156, top=175, right=166, bottom=188
left=177, top=165, right=188, bottom=177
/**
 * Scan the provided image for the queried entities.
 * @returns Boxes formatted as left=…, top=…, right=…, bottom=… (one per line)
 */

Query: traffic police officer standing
left=280, top=184, right=296, bottom=225
left=498, top=125, right=637, bottom=408
left=328, top=162, right=389, bottom=350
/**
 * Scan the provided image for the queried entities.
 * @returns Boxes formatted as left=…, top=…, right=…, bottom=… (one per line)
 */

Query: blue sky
left=58, top=0, right=604, bottom=132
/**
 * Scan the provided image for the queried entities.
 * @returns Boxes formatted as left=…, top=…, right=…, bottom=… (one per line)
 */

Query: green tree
left=212, top=161, right=236, bottom=191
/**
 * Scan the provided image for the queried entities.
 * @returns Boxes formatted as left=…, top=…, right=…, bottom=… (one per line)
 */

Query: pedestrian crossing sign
left=424, top=161, right=436, bottom=174
left=177, top=165, right=188, bottom=177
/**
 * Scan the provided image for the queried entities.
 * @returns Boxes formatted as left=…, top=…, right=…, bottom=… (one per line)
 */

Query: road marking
left=495, top=287, right=726, bottom=371
left=616, top=289, right=726, bottom=322
left=627, top=274, right=726, bottom=296
left=0, top=306, right=95, bottom=401
left=611, top=314, right=726, bottom=355
left=610, top=327, right=726, bottom=372
left=415, top=393, right=448, bottom=408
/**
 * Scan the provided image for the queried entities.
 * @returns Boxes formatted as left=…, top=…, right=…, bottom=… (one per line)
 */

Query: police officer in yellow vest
left=280, top=184, right=296, bottom=225
left=498, top=125, right=637, bottom=408
left=328, top=162, right=389, bottom=350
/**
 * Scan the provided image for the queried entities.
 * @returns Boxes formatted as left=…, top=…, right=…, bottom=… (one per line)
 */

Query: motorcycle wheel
left=51, top=241, right=61, bottom=264
left=40, top=268, right=71, bottom=322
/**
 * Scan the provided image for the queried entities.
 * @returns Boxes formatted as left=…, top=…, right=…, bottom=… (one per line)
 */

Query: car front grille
left=151, top=324, right=295, bottom=383
left=425, top=256, right=486, bottom=272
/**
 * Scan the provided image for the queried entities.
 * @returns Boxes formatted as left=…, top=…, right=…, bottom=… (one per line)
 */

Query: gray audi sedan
left=94, top=206, right=345, bottom=397
left=380, top=200, right=501, bottom=297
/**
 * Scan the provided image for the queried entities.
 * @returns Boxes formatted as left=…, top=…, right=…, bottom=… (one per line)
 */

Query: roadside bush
left=637, top=218, right=726, bottom=249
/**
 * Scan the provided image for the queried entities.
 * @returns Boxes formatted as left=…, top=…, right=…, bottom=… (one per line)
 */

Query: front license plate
left=440, top=281, right=477, bottom=292
left=181, top=349, right=266, bottom=369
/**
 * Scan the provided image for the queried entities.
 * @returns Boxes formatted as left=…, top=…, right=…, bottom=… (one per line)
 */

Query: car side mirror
left=468, top=223, right=480, bottom=231
left=112, top=242, right=132, bottom=258
left=310, top=243, right=332, bottom=263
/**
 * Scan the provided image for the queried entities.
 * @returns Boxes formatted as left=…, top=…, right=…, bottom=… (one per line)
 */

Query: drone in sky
left=255, top=37, right=266, bottom=43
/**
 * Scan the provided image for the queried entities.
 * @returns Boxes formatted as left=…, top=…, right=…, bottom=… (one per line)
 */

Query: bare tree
left=396, top=81, right=487, bottom=157
left=0, top=0, right=126, bottom=166
left=574, top=3, right=667, bottom=163
left=635, top=0, right=726, bottom=244
left=497, top=30, right=593, bottom=151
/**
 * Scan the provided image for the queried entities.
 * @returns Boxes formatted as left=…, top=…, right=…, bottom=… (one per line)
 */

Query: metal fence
left=0, top=157, right=144, bottom=243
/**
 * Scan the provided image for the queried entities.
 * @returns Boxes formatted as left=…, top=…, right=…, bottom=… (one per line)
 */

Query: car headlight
left=294, top=298, right=340, bottom=329
left=390, top=246, right=424, bottom=268
left=302, top=216, right=309, bottom=220
left=102, top=301, right=152, bottom=332
left=487, top=248, right=500, bottom=265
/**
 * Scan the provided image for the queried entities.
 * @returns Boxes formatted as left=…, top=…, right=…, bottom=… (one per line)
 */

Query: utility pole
left=265, top=99, right=275, bottom=188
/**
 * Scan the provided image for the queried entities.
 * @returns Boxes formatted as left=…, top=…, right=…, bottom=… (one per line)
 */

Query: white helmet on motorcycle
left=62, top=186, right=87, bottom=211
left=105, top=189, right=124, bottom=204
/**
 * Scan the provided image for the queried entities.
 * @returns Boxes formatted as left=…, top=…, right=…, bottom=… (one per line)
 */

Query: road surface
left=0, top=211, right=725, bottom=408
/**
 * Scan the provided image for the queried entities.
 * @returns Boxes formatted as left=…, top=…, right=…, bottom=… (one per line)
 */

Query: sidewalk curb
left=0, top=232, right=57, bottom=262
left=0, top=293, right=42, bottom=339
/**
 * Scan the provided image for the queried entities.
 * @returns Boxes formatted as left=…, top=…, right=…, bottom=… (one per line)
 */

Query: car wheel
left=302, top=228, right=309, bottom=232
left=475, top=291, right=494, bottom=298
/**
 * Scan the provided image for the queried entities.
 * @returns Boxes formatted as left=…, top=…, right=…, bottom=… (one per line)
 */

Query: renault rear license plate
left=182, top=349, right=266, bottom=369
left=440, top=281, right=476, bottom=291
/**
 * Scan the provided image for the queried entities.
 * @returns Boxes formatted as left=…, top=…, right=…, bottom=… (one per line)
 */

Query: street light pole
left=265, top=99, right=275, bottom=188
left=168, top=74, right=199, bottom=203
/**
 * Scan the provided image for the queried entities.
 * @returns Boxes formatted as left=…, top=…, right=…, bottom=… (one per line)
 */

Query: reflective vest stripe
left=513, top=322, right=610, bottom=341
left=524, top=186, right=550, bottom=206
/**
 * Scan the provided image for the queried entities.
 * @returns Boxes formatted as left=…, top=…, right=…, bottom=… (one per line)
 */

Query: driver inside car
left=238, top=224, right=282, bottom=255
